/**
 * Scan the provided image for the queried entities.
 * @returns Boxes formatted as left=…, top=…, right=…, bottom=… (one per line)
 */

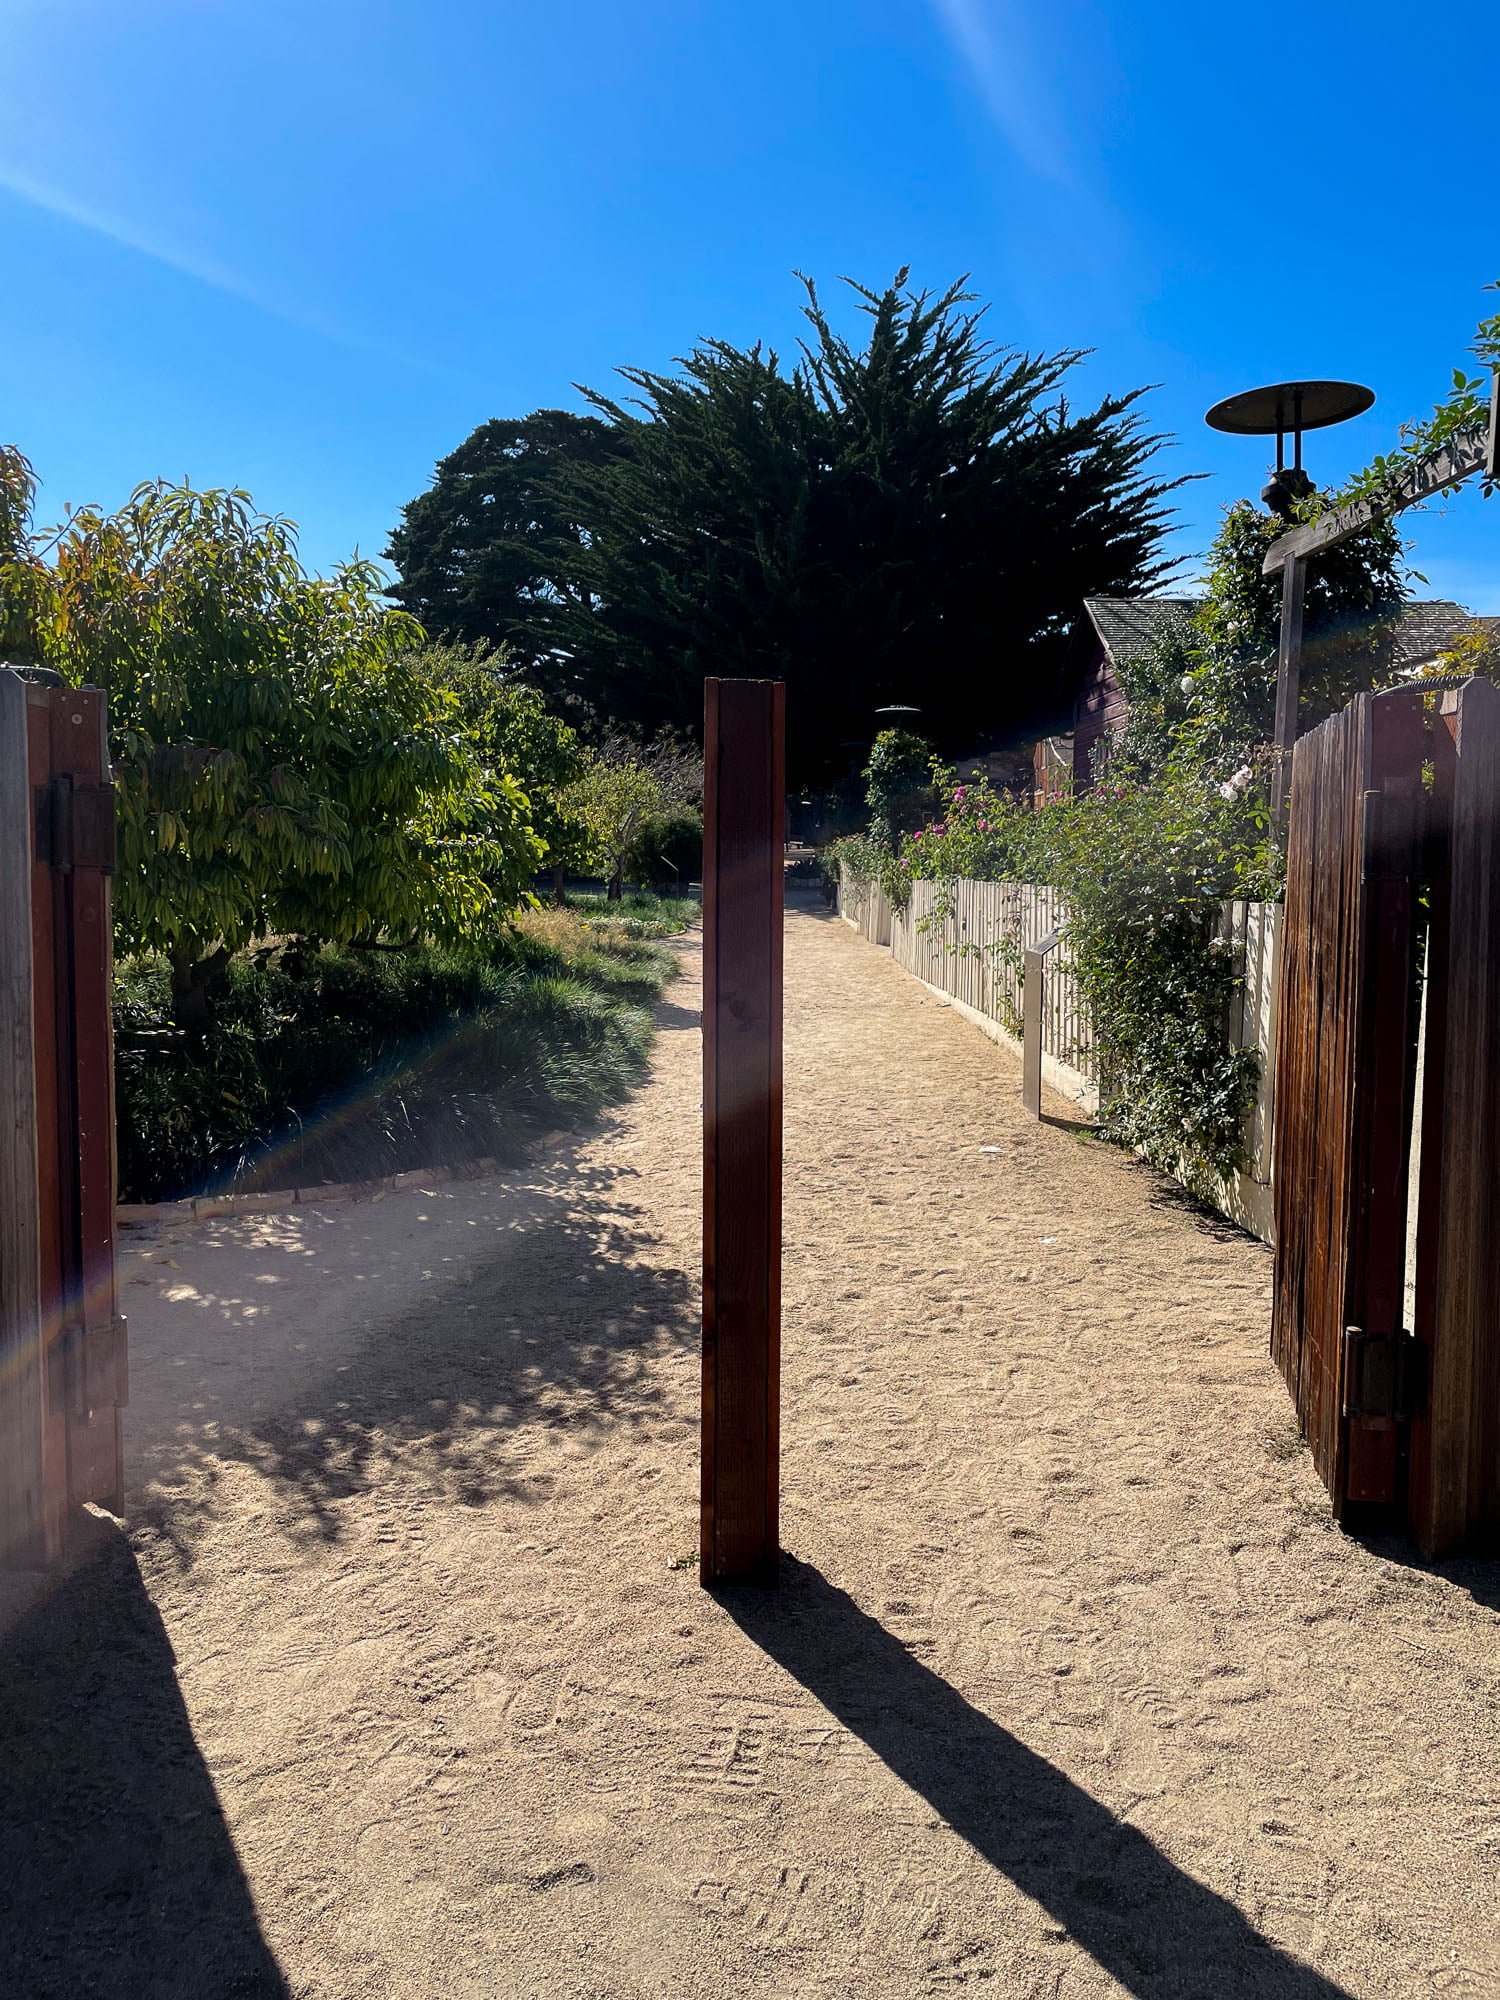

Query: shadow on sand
left=133, top=1153, right=699, bottom=1557
left=0, top=1522, right=288, bottom=1998
left=718, top=1556, right=1359, bottom=2000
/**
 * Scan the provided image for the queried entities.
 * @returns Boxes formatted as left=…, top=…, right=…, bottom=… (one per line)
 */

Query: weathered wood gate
left=1272, top=679, right=1500, bottom=1551
left=0, top=668, right=125, bottom=1565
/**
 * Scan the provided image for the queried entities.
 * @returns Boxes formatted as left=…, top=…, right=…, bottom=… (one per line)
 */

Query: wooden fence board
left=1271, top=692, right=1425, bottom=1516
left=1411, top=678, right=1500, bottom=1552
left=4, top=675, right=125, bottom=1561
left=0, top=672, right=45, bottom=1565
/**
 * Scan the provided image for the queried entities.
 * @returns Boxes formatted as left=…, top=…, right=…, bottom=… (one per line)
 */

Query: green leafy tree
left=387, top=273, right=1185, bottom=784
left=626, top=806, right=702, bottom=894
left=0, top=455, right=541, bottom=1018
left=863, top=728, right=940, bottom=841
left=565, top=735, right=702, bottom=899
left=411, top=641, right=590, bottom=898
left=1115, top=500, right=1407, bottom=784
left=1426, top=622, right=1500, bottom=681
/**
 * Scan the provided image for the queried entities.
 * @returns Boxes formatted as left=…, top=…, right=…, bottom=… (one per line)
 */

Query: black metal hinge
left=34, top=776, right=117, bottom=874
left=1342, top=1326, right=1427, bottom=1425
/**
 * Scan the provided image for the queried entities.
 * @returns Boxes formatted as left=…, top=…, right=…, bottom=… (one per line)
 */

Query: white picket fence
left=837, top=872, right=1279, bottom=1242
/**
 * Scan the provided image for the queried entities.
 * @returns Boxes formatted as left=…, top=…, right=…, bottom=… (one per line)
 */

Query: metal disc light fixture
left=1206, top=379, right=1375, bottom=517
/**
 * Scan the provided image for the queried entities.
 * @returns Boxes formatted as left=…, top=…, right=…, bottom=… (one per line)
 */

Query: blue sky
left=4, top=0, right=1497, bottom=609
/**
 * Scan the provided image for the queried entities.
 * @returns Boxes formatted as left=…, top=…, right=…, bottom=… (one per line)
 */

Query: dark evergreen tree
left=386, top=275, right=1187, bottom=786
left=383, top=409, right=614, bottom=676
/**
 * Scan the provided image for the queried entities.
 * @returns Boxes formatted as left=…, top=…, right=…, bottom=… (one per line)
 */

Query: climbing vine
left=886, top=768, right=1274, bottom=1193
left=1332, top=288, right=1500, bottom=509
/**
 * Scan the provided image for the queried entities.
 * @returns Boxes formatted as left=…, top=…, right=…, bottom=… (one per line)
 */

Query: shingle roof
left=1391, top=601, right=1492, bottom=669
left=1082, top=594, right=1495, bottom=673
left=1081, top=596, right=1199, bottom=663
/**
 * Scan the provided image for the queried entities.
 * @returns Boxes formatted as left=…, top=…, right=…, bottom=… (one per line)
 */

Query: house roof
left=1080, top=596, right=1199, bottom=664
left=1391, top=601, right=1497, bottom=670
left=1078, top=594, right=1496, bottom=675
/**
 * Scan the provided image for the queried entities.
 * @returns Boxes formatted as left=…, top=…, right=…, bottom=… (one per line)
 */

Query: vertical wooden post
left=1271, top=552, right=1306, bottom=839
left=1342, top=691, right=1425, bottom=1508
left=46, top=687, right=126, bottom=1515
left=701, top=677, right=783, bottom=1588
left=0, top=669, right=46, bottom=1565
left=1410, top=678, right=1500, bottom=1552
left=1021, top=930, right=1060, bottom=1119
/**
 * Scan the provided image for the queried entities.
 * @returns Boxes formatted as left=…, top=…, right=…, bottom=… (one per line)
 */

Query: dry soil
left=2, top=903, right=1498, bottom=2000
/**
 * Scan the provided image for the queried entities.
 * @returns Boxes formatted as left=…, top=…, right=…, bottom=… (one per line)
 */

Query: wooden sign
left=701, top=678, right=784, bottom=1587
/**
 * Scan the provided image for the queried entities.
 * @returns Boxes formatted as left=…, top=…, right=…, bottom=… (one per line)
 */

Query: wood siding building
left=1033, top=595, right=1498, bottom=802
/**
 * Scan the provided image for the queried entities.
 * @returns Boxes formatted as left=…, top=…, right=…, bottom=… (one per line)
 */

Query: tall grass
left=114, top=899, right=694, bottom=1202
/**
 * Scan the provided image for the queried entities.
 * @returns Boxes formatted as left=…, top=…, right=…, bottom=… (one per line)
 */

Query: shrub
left=626, top=807, right=702, bottom=892
left=0, top=458, right=541, bottom=1020
left=886, top=763, right=1275, bottom=1194
left=114, top=905, right=688, bottom=1202
left=864, top=728, right=941, bottom=841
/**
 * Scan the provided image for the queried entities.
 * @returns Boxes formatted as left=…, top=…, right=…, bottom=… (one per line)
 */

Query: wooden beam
left=1263, top=427, right=1490, bottom=576
left=701, top=677, right=783, bottom=1588
left=1270, top=553, right=1307, bottom=838
left=0, top=669, right=45, bottom=1566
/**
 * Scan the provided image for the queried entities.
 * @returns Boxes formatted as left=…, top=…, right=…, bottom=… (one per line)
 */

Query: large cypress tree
left=384, top=408, right=614, bottom=674
left=387, top=275, right=1186, bottom=786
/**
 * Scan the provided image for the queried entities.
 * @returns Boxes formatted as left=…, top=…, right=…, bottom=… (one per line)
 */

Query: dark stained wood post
left=0, top=669, right=46, bottom=1566
left=1410, top=678, right=1500, bottom=1553
left=701, top=677, right=783, bottom=1587
left=1270, top=551, right=1306, bottom=839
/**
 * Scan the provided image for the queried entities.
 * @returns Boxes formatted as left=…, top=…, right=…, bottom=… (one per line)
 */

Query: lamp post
left=1205, top=379, right=1375, bottom=836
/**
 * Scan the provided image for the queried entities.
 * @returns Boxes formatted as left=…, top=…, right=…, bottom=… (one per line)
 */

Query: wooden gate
left=0, top=668, right=125, bottom=1565
left=1273, top=679, right=1500, bottom=1550
left=1271, top=690, right=1424, bottom=1516
left=1410, top=678, right=1500, bottom=1552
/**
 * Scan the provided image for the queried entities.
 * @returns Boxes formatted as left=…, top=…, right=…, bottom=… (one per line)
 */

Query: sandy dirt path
left=3, top=904, right=1498, bottom=2000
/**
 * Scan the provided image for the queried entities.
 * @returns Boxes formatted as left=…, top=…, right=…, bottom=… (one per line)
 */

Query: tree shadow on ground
left=718, top=1557, right=1358, bottom=2000
left=136, top=1157, right=699, bottom=1558
left=0, top=1522, right=288, bottom=1999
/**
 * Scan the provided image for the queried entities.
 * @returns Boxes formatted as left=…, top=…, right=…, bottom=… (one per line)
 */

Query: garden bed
left=114, top=893, right=697, bottom=1203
